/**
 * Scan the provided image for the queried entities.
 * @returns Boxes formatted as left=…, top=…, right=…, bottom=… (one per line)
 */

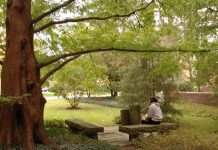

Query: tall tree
left=92, top=52, right=127, bottom=98
left=49, top=56, right=101, bottom=98
left=0, top=0, right=214, bottom=149
left=119, top=53, right=180, bottom=105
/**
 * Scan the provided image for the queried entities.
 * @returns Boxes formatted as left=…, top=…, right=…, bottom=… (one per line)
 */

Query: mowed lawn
left=174, top=102, right=218, bottom=133
left=44, top=100, right=120, bottom=126
left=44, top=99, right=218, bottom=133
left=178, top=116, right=218, bottom=133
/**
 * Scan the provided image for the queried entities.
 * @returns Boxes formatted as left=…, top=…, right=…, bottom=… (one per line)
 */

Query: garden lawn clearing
left=179, top=116, right=218, bottom=133
left=134, top=101, right=218, bottom=150
left=174, top=101, right=218, bottom=133
left=45, top=100, right=120, bottom=126
left=44, top=98, right=218, bottom=150
left=174, top=102, right=218, bottom=119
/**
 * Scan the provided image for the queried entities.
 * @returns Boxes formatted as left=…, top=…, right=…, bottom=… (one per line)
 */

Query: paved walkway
left=98, top=126, right=136, bottom=150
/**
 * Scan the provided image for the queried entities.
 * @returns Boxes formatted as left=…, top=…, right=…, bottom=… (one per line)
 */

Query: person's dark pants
left=141, top=118, right=161, bottom=124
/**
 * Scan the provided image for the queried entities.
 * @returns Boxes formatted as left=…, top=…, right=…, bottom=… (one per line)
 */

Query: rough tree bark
left=0, top=0, right=56, bottom=149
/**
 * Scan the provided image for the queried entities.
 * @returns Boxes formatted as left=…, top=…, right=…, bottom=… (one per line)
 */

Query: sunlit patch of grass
left=173, top=101, right=218, bottom=133
left=43, top=92, right=55, bottom=96
left=44, top=100, right=119, bottom=126
left=173, top=102, right=218, bottom=119
left=178, top=115, right=218, bottom=133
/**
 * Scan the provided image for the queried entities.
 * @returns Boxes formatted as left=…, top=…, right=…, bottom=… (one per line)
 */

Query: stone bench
left=119, top=122, right=179, bottom=141
left=65, top=119, right=104, bottom=139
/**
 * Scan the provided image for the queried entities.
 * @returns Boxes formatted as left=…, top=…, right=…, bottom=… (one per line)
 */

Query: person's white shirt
left=147, top=102, right=163, bottom=122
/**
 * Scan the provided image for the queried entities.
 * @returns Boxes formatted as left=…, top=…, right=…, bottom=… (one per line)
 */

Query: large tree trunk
left=0, top=0, right=55, bottom=149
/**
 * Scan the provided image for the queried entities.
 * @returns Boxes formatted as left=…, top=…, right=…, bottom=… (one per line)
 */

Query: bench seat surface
left=65, top=119, right=104, bottom=133
left=119, top=123, right=179, bottom=134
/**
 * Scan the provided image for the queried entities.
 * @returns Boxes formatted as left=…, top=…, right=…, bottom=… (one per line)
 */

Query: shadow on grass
left=55, top=106, right=93, bottom=111
left=65, top=107, right=82, bottom=110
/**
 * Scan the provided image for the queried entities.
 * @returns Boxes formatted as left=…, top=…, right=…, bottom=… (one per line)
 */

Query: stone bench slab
left=65, top=119, right=104, bottom=139
left=119, top=123, right=179, bottom=141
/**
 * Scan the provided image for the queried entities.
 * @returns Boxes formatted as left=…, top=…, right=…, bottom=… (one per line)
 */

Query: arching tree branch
left=34, top=0, right=154, bottom=33
left=40, top=55, right=80, bottom=85
left=156, top=0, right=171, bottom=16
left=32, top=0, right=75, bottom=24
left=39, top=47, right=211, bottom=69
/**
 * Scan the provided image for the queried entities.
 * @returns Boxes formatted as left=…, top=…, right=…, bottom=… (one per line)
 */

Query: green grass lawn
left=44, top=99, right=218, bottom=132
left=45, top=100, right=120, bottom=126
left=43, top=92, right=55, bottom=96
left=44, top=99, right=218, bottom=150
left=135, top=101, right=218, bottom=150
left=173, top=102, right=218, bottom=133
left=174, top=102, right=218, bottom=119
left=178, top=115, right=218, bottom=133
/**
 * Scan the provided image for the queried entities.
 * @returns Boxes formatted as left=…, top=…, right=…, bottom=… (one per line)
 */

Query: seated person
left=141, top=96, right=163, bottom=124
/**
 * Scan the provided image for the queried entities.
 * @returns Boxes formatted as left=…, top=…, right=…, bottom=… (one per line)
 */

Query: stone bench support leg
left=158, top=130, right=170, bottom=135
left=85, top=132, right=98, bottom=139
left=69, top=128, right=79, bottom=134
left=129, top=133, right=139, bottom=141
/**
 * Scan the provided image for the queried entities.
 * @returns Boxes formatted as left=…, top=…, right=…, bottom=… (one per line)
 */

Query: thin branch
left=39, top=47, right=211, bottom=69
left=208, top=24, right=218, bottom=29
left=32, top=0, right=75, bottom=24
left=40, top=55, right=80, bottom=85
left=157, top=0, right=165, bottom=10
left=207, top=7, right=218, bottom=13
left=34, top=0, right=155, bottom=33
left=201, top=23, right=218, bottom=30
left=134, top=13, right=143, bottom=28
left=156, top=0, right=174, bottom=20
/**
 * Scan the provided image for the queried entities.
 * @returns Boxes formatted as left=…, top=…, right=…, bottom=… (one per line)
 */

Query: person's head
left=149, top=96, right=158, bottom=104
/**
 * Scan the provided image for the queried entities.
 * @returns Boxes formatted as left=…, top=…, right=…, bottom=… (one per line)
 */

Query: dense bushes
left=40, top=120, right=119, bottom=150
left=178, top=82, right=195, bottom=91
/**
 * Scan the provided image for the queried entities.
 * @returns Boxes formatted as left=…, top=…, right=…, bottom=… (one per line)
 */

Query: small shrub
left=162, top=116, right=178, bottom=122
left=45, top=119, right=65, bottom=128
left=44, top=120, right=67, bottom=137
left=113, top=115, right=121, bottom=124
left=178, top=82, right=195, bottom=91
left=161, top=96, right=182, bottom=118
left=64, top=97, right=80, bottom=108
